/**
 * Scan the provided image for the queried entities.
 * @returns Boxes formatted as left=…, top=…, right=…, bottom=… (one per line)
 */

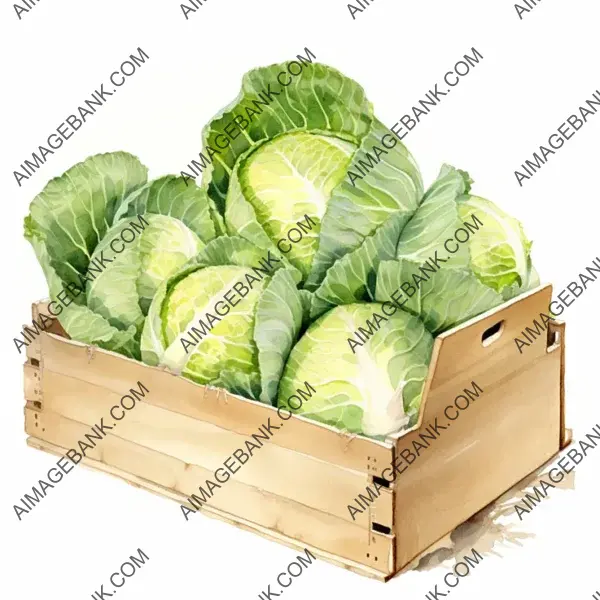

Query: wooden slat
left=40, top=368, right=370, bottom=527
left=38, top=329, right=394, bottom=473
left=23, top=363, right=42, bottom=407
left=24, top=408, right=393, bottom=574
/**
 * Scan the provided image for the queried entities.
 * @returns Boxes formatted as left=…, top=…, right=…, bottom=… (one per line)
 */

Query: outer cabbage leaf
left=113, top=175, right=217, bottom=245
left=375, top=260, right=503, bottom=335
left=25, top=231, right=139, bottom=358
left=86, top=219, right=145, bottom=333
left=217, top=369, right=262, bottom=402
left=25, top=152, right=148, bottom=298
left=396, top=164, right=471, bottom=266
left=140, top=279, right=169, bottom=367
left=307, top=118, right=422, bottom=289
left=310, top=211, right=407, bottom=319
left=59, top=305, right=140, bottom=359
left=255, top=269, right=312, bottom=405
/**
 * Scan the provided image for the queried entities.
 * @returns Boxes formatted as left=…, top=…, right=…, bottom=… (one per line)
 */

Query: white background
left=1, top=0, right=599, bottom=598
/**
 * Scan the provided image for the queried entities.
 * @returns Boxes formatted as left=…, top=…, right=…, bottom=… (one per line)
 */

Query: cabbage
left=277, top=303, right=433, bottom=437
left=141, top=237, right=308, bottom=401
left=155, top=263, right=268, bottom=394
left=85, top=214, right=204, bottom=335
left=24, top=64, right=541, bottom=440
left=374, top=165, right=539, bottom=333
left=24, top=153, right=218, bottom=358
left=202, top=61, right=423, bottom=289
left=392, top=165, right=535, bottom=292
left=304, top=164, right=538, bottom=335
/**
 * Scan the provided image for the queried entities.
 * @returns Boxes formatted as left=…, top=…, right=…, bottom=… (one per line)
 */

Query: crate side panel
left=393, top=348, right=561, bottom=569
left=39, top=332, right=393, bottom=471
left=24, top=407, right=391, bottom=573
left=40, top=369, right=370, bottom=527
left=25, top=336, right=42, bottom=362
left=428, top=285, right=553, bottom=392
left=26, top=437, right=391, bottom=582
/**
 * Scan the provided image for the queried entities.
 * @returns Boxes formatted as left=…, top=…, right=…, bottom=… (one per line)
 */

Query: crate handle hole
left=482, top=320, right=504, bottom=346
left=372, top=522, right=391, bottom=535
left=547, top=329, right=561, bottom=351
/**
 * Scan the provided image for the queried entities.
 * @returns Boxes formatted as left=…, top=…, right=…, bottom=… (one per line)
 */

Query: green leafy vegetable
left=202, top=61, right=423, bottom=289
left=375, top=260, right=504, bottom=334
left=85, top=213, right=204, bottom=334
left=374, top=164, right=539, bottom=333
left=24, top=62, right=541, bottom=442
left=25, top=152, right=148, bottom=300
left=25, top=154, right=216, bottom=357
left=141, top=237, right=295, bottom=402
left=277, top=303, right=433, bottom=437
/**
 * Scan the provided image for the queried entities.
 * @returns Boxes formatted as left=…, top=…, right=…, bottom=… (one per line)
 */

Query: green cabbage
left=24, top=153, right=217, bottom=358
left=24, top=63, right=541, bottom=441
left=202, top=61, right=423, bottom=289
left=393, top=165, right=535, bottom=290
left=141, top=237, right=308, bottom=401
left=86, top=214, right=204, bottom=335
left=277, top=303, right=433, bottom=437
left=373, top=165, right=538, bottom=334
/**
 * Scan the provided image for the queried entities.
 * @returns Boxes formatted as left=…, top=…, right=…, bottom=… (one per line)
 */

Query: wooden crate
left=22, top=284, right=569, bottom=581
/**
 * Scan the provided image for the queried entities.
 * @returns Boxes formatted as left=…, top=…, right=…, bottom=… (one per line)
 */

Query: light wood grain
left=391, top=285, right=565, bottom=570
left=24, top=408, right=393, bottom=574
left=26, top=435, right=391, bottom=581
left=23, top=363, right=41, bottom=407
left=39, top=330, right=394, bottom=473
left=40, top=368, right=373, bottom=527
left=549, top=320, right=569, bottom=449
left=23, top=286, right=568, bottom=581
